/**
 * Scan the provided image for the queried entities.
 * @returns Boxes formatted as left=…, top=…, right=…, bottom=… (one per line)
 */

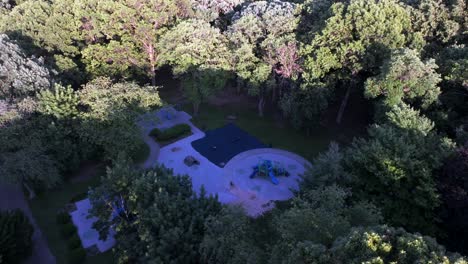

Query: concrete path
left=137, top=107, right=194, bottom=169
left=0, top=183, right=56, bottom=264
left=138, top=108, right=312, bottom=216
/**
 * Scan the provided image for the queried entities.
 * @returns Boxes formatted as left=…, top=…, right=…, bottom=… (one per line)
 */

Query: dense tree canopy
left=1, top=0, right=468, bottom=261
left=89, top=156, right=222, bottom=263
left=365, top=48, right=441, bottom=115
left=159, top=19, right=231, bottom=113
left=330, top=225, right=466, bottom=264
left=346, top=104, right=454, bottom=233
left=0, top=34, right=51, bottom=100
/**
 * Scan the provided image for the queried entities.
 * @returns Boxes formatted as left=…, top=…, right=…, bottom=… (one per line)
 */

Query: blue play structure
left=249, top=160, right=289, bottom=185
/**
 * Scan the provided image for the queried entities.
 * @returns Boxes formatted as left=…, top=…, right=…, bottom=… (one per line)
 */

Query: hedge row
left=56, top=211, right=86, bottom=264
left=149, top=124, right=191, bottom=141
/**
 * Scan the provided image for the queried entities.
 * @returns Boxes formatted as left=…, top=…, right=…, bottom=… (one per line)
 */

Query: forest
left=0, top=0, right=467, bottom=263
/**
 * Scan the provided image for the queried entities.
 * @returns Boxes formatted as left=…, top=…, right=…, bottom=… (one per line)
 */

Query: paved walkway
left=137, top=107, right=196, bottom=169
left=139, top=108, right=312, bottom=216
left=0, top=184, right=56, bottom=264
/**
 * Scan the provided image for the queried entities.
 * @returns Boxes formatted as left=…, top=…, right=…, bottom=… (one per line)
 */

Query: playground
left=67, top=107, right=311, bottom=254
left=151, top=107, right=311, bottom=216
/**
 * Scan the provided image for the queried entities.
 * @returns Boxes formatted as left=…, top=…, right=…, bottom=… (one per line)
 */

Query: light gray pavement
left=138, top=108, right=312, bottom=216
left=0, top=183, right=56, bottom=264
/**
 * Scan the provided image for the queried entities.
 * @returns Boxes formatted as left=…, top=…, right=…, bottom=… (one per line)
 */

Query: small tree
left=0, top=209, right=34, bottom=264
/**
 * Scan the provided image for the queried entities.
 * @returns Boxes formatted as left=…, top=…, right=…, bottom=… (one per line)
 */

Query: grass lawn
left=183, top=103, right=358, bottom=162
left=29, top=168, right=115, bottom=264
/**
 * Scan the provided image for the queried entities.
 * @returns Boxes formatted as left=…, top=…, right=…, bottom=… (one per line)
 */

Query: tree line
left=0, top=0, right=467, bottom=262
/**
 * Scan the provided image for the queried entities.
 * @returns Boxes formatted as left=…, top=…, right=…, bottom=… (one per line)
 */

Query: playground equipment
left=249, top=160, right=289, bottom=185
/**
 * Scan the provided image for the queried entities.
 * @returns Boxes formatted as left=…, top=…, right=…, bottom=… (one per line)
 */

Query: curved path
left=138, top=108, right=312, bottom=217
left=0, top=184, right=56, bottom=264
left=224, top=148, right=311, bottom=170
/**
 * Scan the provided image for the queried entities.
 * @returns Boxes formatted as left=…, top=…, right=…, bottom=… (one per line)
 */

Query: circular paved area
left=223, top=148, right=311, bottom=216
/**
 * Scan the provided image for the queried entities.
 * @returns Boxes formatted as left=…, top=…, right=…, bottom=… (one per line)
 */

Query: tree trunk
left=258, top=96, right=265, bottom=117
left=193, top=101, right=200, bottom=116
left=236, top=78, right=242, bottom=94
left=150, top=64, right=156, bottom=86
left=23, top=181, right=36, bottom=199
left=272, top=83, right=277, bottom=102
left=336, top=82, right=352, bottom=124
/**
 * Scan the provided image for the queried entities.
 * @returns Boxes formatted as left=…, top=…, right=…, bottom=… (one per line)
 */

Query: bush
left=60, top=222, right=77, bottom=238
left=130, top=140, right=150, bottom=163
left=149, top=124, right=191, bottom=141
left=0, top=210, right=34, bottom=264
left=56, top=212, right=72, bottom=225
left=67, top=247, right=86, bottom=264
left=67, top=234, right=82, bottom=250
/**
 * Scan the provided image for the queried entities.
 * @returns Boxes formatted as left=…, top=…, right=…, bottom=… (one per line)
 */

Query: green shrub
left=67, top=247, right=86, bottom=264
left=70, top=192, right=88, bottom=203
left=56, top=212, right=72, bottom=225
left=149, top=124, right=191, bottom=141
left=0, top=210, right=34, bottom=264
left=60, top=222, right=77, bottom=238
left=67, top=234, right=82, bottom=250
left=131, top=140, right=150, bottom=163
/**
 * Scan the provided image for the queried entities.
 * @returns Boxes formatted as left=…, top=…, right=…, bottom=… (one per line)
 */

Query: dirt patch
left=208, top=88, right=257, bottom=109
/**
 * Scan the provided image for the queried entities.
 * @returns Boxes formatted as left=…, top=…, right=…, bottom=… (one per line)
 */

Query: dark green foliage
left=345, top=104, right=454, bottom=234
left=69, top=192, right=88, bottom=203
left=270, top=186, right=382, bottom=263
left=67, top=247, right=86, bottom=264
left=438, top=146, right=468, bottom=254
left=0, top=210, right=34, bottom=264
left=330, top=226, right=466, bottom=263
left=60, top=222, right=77, bottom=238
left=129, top=140, right=150, bottom=164
left=56, top=212, right=72, bottom=225
left=149, top=124, right=191, bottom=141
left=89, top=155, right=222, bottom=263
left=67, top=234, right=82, bottom=250
left=200, top=206, right=263, bottom=264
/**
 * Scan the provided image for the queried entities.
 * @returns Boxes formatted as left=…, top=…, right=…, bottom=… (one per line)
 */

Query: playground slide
left=250, top=167, right=259, bottom=178
left=268, top=171, right=279, bottom=185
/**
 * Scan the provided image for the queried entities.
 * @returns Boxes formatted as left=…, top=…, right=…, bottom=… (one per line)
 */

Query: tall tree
left=346, top=103, right=454, bottom=234
left=438, top=145, right=468, bottom=255
left=302, top=0, right=421, bottom=123
left=89, top=155, right=222, bottom=263
left=200, top=206, right=263, bottom=264
left=159, top=19, right=232, bottom=114
left=0, top=34, right=51, bottom=101
left=270, top=185, right=382, bottom=263
left=365, top=48, right=441, bottom=118
left=227, top=0, right=300, bottom=116
left=80, top=0, right=192, bottom=84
